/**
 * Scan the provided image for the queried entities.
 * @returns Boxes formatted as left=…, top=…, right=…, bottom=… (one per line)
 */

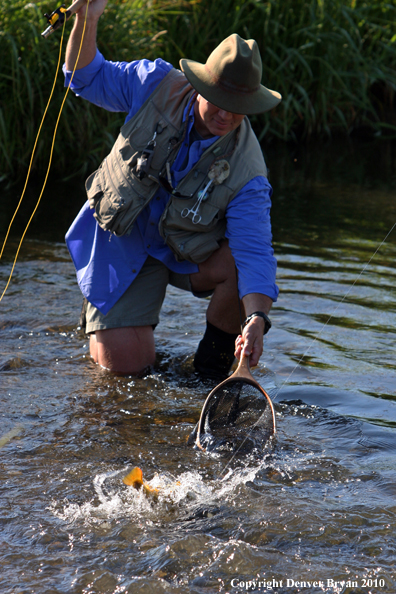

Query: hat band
left=205, top=64, right=260, bottom=95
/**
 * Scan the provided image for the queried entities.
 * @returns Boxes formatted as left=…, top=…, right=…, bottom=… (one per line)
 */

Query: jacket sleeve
left=63, top=50, right=173, bottom=117
left=225, top=176, right=279, bottom=302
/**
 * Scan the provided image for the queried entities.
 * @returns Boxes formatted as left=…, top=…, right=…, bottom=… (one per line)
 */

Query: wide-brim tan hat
left=180, top=34, right=282, bottom=115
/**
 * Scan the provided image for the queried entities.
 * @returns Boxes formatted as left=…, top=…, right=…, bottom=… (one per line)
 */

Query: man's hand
left=234, top=315, right=265, bottom=366
left=234, top=293, right=273, bottom=367
left=74, top=0, right=108, bottom=23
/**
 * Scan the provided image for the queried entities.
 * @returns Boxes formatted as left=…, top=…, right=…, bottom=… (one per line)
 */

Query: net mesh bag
left=196, top=378, right=275, bottom=455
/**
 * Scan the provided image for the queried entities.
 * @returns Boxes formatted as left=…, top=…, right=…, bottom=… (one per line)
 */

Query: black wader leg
left=194, top=321, right=238, bottom=379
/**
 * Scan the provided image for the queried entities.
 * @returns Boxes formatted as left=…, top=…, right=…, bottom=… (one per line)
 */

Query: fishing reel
left=41, top=0, right=87, bottom=38
left=42, top=5, right=68, bottom=38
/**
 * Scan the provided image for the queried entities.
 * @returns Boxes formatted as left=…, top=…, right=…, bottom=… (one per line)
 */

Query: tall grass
left=0, top=0, right=395, bottom=183
left=164, top=0, right=396, bottom=141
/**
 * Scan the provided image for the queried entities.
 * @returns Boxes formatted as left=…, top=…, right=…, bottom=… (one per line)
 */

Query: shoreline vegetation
left=1, top=0, right=395, bottom=183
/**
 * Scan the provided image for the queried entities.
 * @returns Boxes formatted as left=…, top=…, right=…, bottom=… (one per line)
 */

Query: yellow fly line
left=0, top=1, right=89, bottom=303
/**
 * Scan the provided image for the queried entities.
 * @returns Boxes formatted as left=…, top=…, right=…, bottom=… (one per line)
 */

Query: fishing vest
left=85, top=68, right=268, bottom=263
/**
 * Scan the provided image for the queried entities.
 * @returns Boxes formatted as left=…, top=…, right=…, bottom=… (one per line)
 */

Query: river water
left=1, top=140, right=395, bottom=594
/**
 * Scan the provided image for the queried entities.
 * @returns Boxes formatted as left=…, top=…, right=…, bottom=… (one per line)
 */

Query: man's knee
left=207, top=239, right=235, bottom=272
left=90, top=326, right=155, bottom=375
left=191, top=240, right=236, bottom=291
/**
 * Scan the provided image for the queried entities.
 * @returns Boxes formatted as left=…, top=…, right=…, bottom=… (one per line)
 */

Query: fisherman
left=64, top=0, right=282, bottom=376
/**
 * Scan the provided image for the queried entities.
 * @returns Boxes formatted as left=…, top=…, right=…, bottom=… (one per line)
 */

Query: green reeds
left=165, top=0, right=396, bottom=141
left=0, top=0, right=395, bottom=184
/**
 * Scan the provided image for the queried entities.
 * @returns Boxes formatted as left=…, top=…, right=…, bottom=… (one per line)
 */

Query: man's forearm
left=65, top=0, right=108, bottom=71
left=65, top=16, right=99, bottom=71
left=242, top=293, right=273, bottom=318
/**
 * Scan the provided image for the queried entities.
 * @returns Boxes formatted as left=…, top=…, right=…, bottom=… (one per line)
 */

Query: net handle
left=232, top=352, right=251, bottom=379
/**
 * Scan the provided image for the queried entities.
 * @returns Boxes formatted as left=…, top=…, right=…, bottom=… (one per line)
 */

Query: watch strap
left=243, top=311, right=272, bottom=335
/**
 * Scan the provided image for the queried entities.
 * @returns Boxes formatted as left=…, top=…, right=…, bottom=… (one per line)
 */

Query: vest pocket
left=159, top=191, right=228, bottom=262
left=164, top=195, right=226, bottom=231
left=121, top=117, right=173, bottom=174
left=85, top=158, right=151, bottom=236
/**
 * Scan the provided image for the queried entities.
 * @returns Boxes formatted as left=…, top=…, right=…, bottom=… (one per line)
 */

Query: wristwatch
left=243, top=311, right=272, bottom=335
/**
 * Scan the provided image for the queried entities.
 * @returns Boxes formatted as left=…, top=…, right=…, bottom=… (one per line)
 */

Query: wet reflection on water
left=0, top=140, right=395, bottom=593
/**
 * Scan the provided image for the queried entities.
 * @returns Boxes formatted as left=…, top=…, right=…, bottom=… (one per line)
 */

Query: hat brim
left=180, top=58, right=282, bottom=115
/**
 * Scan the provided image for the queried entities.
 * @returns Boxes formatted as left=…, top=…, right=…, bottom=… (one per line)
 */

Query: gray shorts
left=85, top=255, right=212, bottom=333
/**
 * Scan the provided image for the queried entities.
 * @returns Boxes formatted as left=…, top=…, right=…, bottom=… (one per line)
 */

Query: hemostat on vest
left=181, top=159, right=230, bottom=224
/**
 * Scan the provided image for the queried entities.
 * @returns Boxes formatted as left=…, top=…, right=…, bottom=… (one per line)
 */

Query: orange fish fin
left=123, top=467, right=159, bottom=502
left=123, top=467, right=144, bottom=489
